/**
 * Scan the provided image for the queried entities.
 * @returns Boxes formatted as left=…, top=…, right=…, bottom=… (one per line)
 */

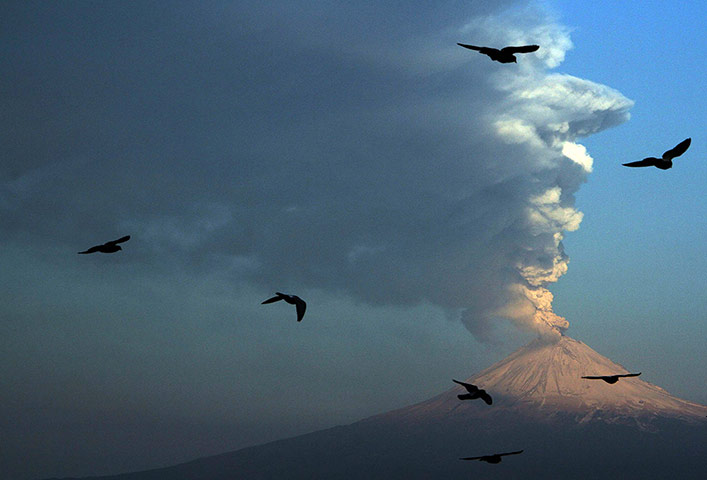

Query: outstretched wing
left=501, top=45, right=540, bottom=54
left=453, top=379, right=479, bottom=393
left=295, top=298, right=307, bottom=322
left=108, top=235, right=131, bottom=245
left=457, top=43, right=497, bottom=55
left=617, top=372, right=641, bottom=378
left=581, top=375, right=605, bottom=380
left=261, top=295, right=284, bottom=305
left=499, top=450, right=524, bottom=457
left=662, top=138, right=691, bottom=160
left=622, top=158, right=658, bottom=168
left=78, top=245, right=101, bottom=254
left=459, top=456, right=483, bottom=461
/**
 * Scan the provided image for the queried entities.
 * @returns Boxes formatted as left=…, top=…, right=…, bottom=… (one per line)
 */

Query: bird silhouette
left=457, top=43, right=539, bottom=63
left=261, top=292, right=307, bottom=322
left=460, top=450, right=524, bottom=464
left=622, top=138, right=691, bottom=169
left=78, top=235, right=131, bottom=254
left=452, top=379, right=493, bottom=405
left=581, top=372, right=641, bottom=384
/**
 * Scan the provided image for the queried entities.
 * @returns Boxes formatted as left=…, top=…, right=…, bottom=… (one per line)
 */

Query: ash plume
left=0, top=3, right=633, bottom=343
left=454, top=21, right=633, bottom=341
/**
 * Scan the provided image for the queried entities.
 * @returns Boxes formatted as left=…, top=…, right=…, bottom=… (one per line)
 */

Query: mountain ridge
left=382, top=335, right=706, bottom=430
left=43, top=335, right=707, bottom=480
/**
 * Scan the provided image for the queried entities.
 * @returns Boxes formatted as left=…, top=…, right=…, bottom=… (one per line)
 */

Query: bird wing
left=499, top=450, right=524, bottom=456
left=622, top=158, right=658, bottom=168
left=618, top=372, right=641, bottom=378
left=452, top=379, right=479, bottom=393
left=457, top=43, right=482, bottom=51
left=457, top=43, right=496, bottom=55
left=459, top=456, right=483, bottom=461
left=78, top=245, right=101, bottom=254
left=261, top=295, right=284, bottom=304
left=501, top=45, right=540, bottom=54
left=480, top=390, right=493, bottom=405
left=662, top=138, right=691, bottom=160
left=581, top=375, right=605, bottom=380
left=106, top=235, right=131, bottom=245
left=295, top=298, right=306, bottom=322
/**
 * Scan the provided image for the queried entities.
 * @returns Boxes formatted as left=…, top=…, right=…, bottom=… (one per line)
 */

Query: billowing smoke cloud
left=458, top=55, right=633, bottom=341
left=207, top=11, right=632, bottom=343
left=0, top=2, right=632, bottom=344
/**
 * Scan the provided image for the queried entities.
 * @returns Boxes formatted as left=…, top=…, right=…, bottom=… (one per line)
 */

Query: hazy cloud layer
left=0, top=2, right=632, bottom=344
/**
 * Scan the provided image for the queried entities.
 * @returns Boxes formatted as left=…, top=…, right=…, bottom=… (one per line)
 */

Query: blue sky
left=0, top=1, right=704, bottom=478
left=545, top=0, right=706, bottom=398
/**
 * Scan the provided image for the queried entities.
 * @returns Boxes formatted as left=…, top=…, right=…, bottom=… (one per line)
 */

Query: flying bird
left=78, top=235, right=131, bottom=254
left=457, top=43, right=539, bottom=63
left=460, top=450, right=524, bottom=464
left=581, top=373, right=641, bottom=384
left=622, top=138, right=691, bottom=169
left=261, top=292, right=307, bottom=322
left=452, top=379, right=493, bottom=405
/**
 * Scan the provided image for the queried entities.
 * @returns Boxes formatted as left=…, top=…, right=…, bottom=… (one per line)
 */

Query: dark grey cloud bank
left=2, top=0, right=630, bottom=334
left=0, top=1, right=632, bottom=478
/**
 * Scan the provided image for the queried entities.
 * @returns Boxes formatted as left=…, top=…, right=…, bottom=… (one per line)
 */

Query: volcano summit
left=51, top=336, right=706, bottom=480
left=397, top=336, right=706, bottom=429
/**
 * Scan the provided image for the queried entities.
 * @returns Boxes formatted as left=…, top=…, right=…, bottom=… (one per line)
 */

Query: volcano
left=395, top=336, right=706, bottom=428
left=48, top=336, right=707, bottom=480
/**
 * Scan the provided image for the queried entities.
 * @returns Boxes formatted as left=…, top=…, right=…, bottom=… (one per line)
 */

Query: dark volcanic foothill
left=46, top=337, right=707, bottom=480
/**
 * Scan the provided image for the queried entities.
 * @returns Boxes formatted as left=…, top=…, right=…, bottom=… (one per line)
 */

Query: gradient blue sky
left=547, top=0, right=706, bottom=397
left=0, top=1, right=704, bottom=479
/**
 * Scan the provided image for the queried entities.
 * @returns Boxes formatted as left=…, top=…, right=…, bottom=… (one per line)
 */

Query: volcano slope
left=48, top=336, right=707, bottom=480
